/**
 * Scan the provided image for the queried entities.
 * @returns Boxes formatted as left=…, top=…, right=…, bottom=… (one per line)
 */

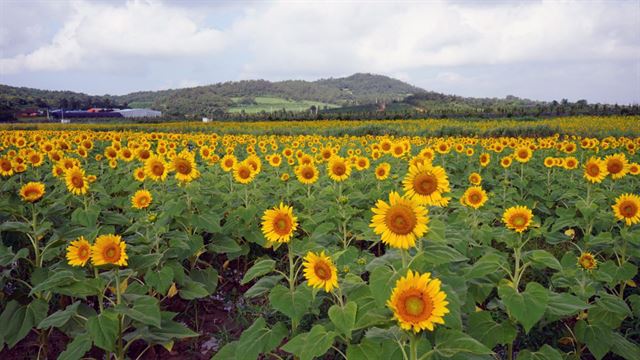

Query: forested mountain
left=1, top=73, right=638, bottom=121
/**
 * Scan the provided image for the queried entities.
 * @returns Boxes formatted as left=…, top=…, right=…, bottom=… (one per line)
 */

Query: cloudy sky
left=1, top=0, right=639, bottom=103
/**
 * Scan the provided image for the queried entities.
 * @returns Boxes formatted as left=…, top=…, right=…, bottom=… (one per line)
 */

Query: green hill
left=1, top=73, right=637, bottom=121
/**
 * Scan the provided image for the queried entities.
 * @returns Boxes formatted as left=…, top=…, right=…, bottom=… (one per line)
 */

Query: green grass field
left=227, top=96, right=339, bottom=113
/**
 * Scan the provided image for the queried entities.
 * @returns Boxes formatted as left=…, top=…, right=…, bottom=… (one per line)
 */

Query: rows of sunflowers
left=0, top=122, right=639, bottom=360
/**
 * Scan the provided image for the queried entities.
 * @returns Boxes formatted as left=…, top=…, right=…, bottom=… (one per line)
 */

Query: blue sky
left=1, top=0, right=639, bottom=104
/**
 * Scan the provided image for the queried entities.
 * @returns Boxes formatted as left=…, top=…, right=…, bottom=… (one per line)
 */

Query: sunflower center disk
left=105, top=246, right=118, bottom=260
left=513, top=216, right=526, bottom=227
left=314, top=263, right=331, bottom=280
left=414, top=173, right=437, bottom=195
left=621, top=202, right=637, bottom=217
left=608, top=162, right=622, bottom=173
left=72, top=176, right=84, bottom=188
left=152, top=164, right=164, bottom=175
left=333, top=164, right=345, bottom=176
left=405, top=296, right=425, bottom=316
left=385, top=205, right=417, bottom=235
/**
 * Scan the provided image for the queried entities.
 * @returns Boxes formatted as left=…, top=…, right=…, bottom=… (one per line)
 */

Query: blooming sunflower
left=387, top=270, right=449, bottom=333
left=144, top=155, right=168, bottom=181
left=131, top=189, right=153, bottom=209
left=91, top=234, right=128, bottom=267
left=604, top=153, right=629, bottom=179
left=261, top=203, right=298, bottom=243
left=402, top=163, right=450, bottom=207
left=468, top=172, right=482, bottom=185
left=479, top=153, right=490, bottom=167
left=583, top=157, right=608, bottom=183
left=370, top=191, right=429, bottom=249
left=514, top=146, right=533, bottom=163
left=327, top=156, right=351, bottom=182
left=133, top=167, right=146, bottom=182
left=170, top=151, right=199, bottom=182
left=460, top=186, right=488, bottom=209
left=66, top=236, right=91, bottom=267
left=502, top=205, right=533, bottom=233
left=220, top=154, right=237, bottom=172
left=577, top=252, right=597, bottom=271
left=543, top=157, right=556, bottom=168
left=19, top=182, right=45, bottom=202
left=563, top=157, right=578, bottom=170
left=612, top=193, right=640, bottom=226
left=0, top=156, right=14, bottom=177
left=500, top=156, right=513, bottom=168
left=233, top=161, right=255, bottom=184
left=375, top=163, right=391, bottom=180
left=295, top=164, right=319, bottom=185
left=65, top=167, right=89, bottom=195
left=303, top=251, right=338, bottom=292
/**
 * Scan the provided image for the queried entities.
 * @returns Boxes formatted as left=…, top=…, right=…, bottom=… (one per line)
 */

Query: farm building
left=49, top=108, right=162, bottom=119
left=118, top=109, right=162, bottom=118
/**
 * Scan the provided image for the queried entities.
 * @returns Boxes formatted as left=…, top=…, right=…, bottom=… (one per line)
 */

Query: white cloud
left=231, top=0, right=640, bottom=76
left=1, top=0, right=226, bottom=74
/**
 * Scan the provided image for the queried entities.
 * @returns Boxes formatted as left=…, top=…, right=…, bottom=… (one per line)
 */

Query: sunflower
left=500, top=156, right=513, bottom=168
left=261, top=203, right=298, bottom=243
left=303, top=251, right=338, bottom=292
left=479, top=153, right=490, bottom=167
left=355, top=156, right=370, bottom=171
left=19, top=182, right=45, bottom=202
left=233, top=161, right=255, bottom=184
left=514, top=146, right=533, bottom=163
left=375, top=163, right=391, bottom=180
left=502, top=206, right=533, bottom=233
left=577, top=252, right=597, bottom=271
left=0, top=156, right=13, bottom=177
left=563, top=157, right=579, bottom=170
left=327, top=156, right=351, bottom=182
left=170, top=151, right=199, bottom=182
left=133, top=167, right=146, bottom=181
left=543, top=157, right=555, bottom=168
left=612, top=193, right=640, bottom=226
left=65, top=167, right=89, bottom=195
left=629, top=163, right=639, bottom=175
left=370, top=191, right=429, bottom=249
left=468, top=172, right=482, bottom=185
left=27, top=152, right=44, bottom=167
left=583, top=157, right=608, bottom=183
left=295, top=164, right=319, bottom=185
left=91, top=234, right=128, bottom=267
left=460, top=186, right=488, bottom=209
left=220, top=154, right=237, bottom=172
left=66, top=236, right=91, bottom=267
left=269, top=154, right=282, bottom=167
left=281, top=173, right=290, bottom=181
left=604, top=153, right=629, bottom=179
left=132, top=189, right=153, bottom=209
left=402, top=163, right=450, bottom=207
left=387, top=270, right=449, bottom=333
left=144, top=155, right=168, bottom=181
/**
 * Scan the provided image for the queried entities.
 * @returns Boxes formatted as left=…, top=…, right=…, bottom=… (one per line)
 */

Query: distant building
left=117, top=109, right=162, bottom=118
left=49, top=108, right=162, bottom=119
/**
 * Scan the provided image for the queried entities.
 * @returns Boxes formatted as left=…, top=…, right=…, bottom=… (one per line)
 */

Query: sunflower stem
left=409, top=333, right=419, bottom=360
left=401, top=249, right=410, bottom=270
left=287, top=243, right=298, bottom=332
left=115, top=268, right=124, bottom=360
left=94, top=268, right=104, bottom=313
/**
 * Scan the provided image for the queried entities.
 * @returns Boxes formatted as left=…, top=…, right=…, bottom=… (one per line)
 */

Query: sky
left=1, top=0, right=639, bottom=104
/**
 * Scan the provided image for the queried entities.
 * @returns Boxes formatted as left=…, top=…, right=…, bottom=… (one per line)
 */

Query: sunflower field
left=0, top=117, right=639, bottom=360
